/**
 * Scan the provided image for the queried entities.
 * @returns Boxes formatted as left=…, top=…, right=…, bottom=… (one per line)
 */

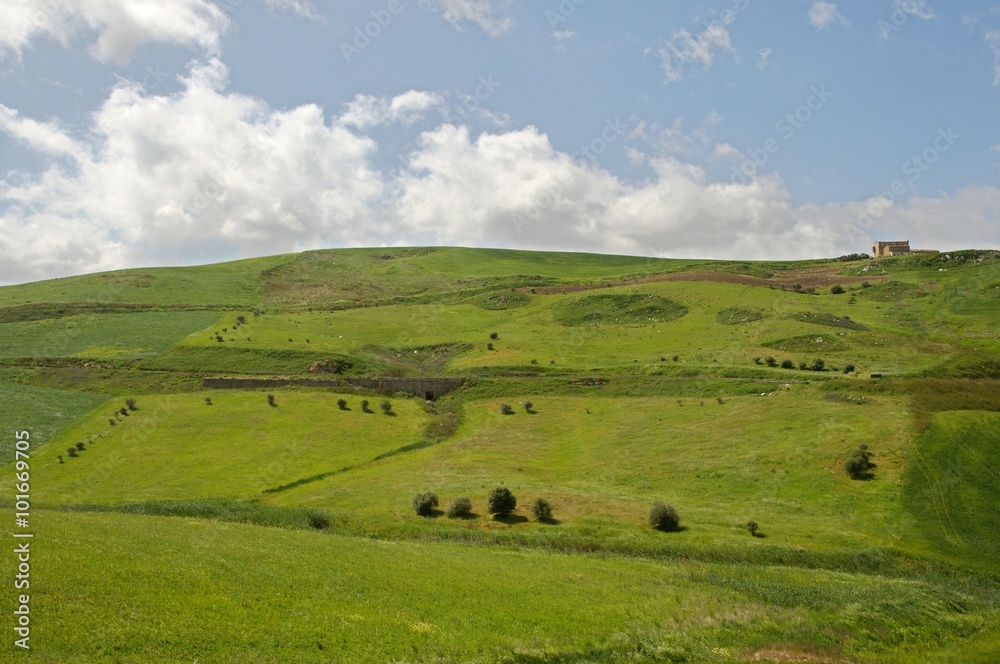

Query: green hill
left=2, top=246, right=1000, bottom=662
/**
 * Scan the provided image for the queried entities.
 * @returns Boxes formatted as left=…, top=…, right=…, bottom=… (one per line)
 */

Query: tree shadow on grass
left=493, top=514, right=529, bottom=525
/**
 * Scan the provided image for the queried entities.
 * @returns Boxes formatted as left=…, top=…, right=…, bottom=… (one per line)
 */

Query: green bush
left=267, top=394, right=276, bottom=406
left=125, top=398, right=137, bottom=411
left=446, top=496, right=473, bottom=518
left=67, top=447, right=79, bottom=458
left=844, top=445, right=875, bottom=480
left=765, top=356, right=778, bottom=367
left=487, top=486, right=517, bottom=518
left=337, top=398, right=348, bottom=410
left=487, top=342, right=495, bottom=351
left=831, top=284, right=845, bottom=294
left=648, top=501, right=680, bottom=532
left=746, top=520, right=759, bottom=537
left=843, top=363, right=856, bottom=374
left=781, top=359, right=795, bottom=369
left=489, top=332, right=499, bottom=340
left=531, top=497, right=554, bottom=522
left=810, top=358, right=826, bottom=372
left=412, top=492, right=439, bottom=516
left=380, top=400, right=392, bottom=414
left=524, top=401, right=534, bottom=412
left=500, top=403, right=514, bottom=415
left=360, top=399, right=370, bottom=412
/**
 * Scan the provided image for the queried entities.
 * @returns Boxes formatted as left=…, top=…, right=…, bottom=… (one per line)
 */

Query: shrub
left=843, top=363, right=856, bottom=374
left=810, top=358, right=826, bottom=372
left=648, top=501, right=680, bottom=532
left=672, top=355, right=679, bottom=362
left=204, top=397, right=212, bottom=405
left=781, top=359, right=795, bottom=369
left=753, top=356, right=762, bottom=365
left=489, top=332, right=499, bottom=340
left=716, top=396, right=724, bottom=405
left=57, top=455, right=63, bottom=464
left=746, top=520, right=759, bottom=537
left=446, top=497, right=473, bottom=518
left=109, top=419, right=116, bottom=426
left=380, top=400, right=393, bottom=414
left=75, top=442, right=85, bottom=451
left=844, top=445, right=875, bottom=480
left=67, top=447, right=79, bottom=458
left=119, top=407, right=129, bottom=417
left=337, top=398, right=348, bottom=410
left=309, top=514, right=331, bottom=530
left=487, top=487, right=517, bottom=518
left=524, top=401, right=534, bottom=412
left=798, top=362, right=809, bottom=371
left=500, top=403, right=514, bottom=415
left=765, top=356, right=778, bottom=368
left=360, top=399, right=370, bottom=412
left=831, top=284, right=845, bottom=295
left=531, top=497, right=554, bottom=522
left=530, top=358, right=538, bottom=364
left=487, top=342, right=495, bottom=351
left=412, top=492, right=439, bottom=516
left=267, top=394, right=276, bottom=406
left=125, top=398, right=137, bottom=411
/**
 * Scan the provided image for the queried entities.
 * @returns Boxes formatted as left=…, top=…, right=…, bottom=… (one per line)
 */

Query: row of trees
left=413, top=487, right=553, bottom=522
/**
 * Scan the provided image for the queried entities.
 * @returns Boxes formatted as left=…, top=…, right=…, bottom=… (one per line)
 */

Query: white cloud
left=0, top=105, right=87, bottom=161
left=0, top=59, right=384, bottom=283
left=712, top=143, right=741, bottom=159
left=892, top=0, right=936, bottom=20
left=338, top=91, right=448, bottom=129
left=808, top=2, right=847, bottom=30
left=552, top=30, right=576, bottom=52
left=265, top=0, right=323, bottom=22
left=420, top=0, right=514, bottom=36
left=988, top=31, right=1000, bottom=86
left=655, top=23, right=733, bottom=84
left=2, top=75, right=998, bottom=284
left=0, top=0, right=229, bottom=64
left=704, top=111, right=725, bottom=126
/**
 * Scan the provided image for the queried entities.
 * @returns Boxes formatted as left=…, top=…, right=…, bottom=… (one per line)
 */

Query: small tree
left=109, top=418, right=116, bottom=426
left=844, top=445, right=875, bottom=480
left=524, top=401, right=534, bottom=412
left=75, top=442, right=85, bottom=451
left=360, top=399, right=371, bottom=412
left=648, top=501, right=680, bottom=532
left=843, top=363, right=856, bottom=374
left=380, top=400, right=393, bottom=414
left=500, top=403, right=514, bottom=415
left=765, top=356, right=778, bottom=368
left=487, top=486, right=517, bottom=518
left=267, top=394, right=276, bottom=406
left=57, top=455, right=64, bottom=464
left=204, top=396, right=212, bottom=405
left=831, top=284, right=845, bottom=295
left=531, top=497, right=554, bottom=522
left=781, top=359, right=795, bottom=369
left=337, top=398, right=348, bottom=410
left=489, top=332, right=499, bottom=340
left=446, top=497, right=473, bottom=518
left=746, top=520, right=759, bottom=537
left=67, top=447, right=79, bottom=458
left=412, top=492, right=439, bottom=516
left=487, top=342, right=495, bottom=351
left=125, top=398, right=137, bottom=411
left=810, top=358, right=826, bottom=372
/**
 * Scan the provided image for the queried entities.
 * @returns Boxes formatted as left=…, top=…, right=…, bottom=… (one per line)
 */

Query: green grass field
left=2, top=247, right=999, bottom=662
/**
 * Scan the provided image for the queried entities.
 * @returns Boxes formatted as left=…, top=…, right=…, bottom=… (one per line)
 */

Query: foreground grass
left=3, top=509, right=994, bottom=663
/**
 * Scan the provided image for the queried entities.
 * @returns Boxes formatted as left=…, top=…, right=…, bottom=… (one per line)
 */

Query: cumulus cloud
left=420, top=0, right=514, bottom=36
left=0, top=59, right=384, bottom=283
left=654, top=23, right=733, bottom=83
left=808, top=2, right=847, bottom=30
left=0, top=0, right=229, bottom=64
left=2, top=74, right=998, bottom=284
left=338, top=91, right=448, bottom=129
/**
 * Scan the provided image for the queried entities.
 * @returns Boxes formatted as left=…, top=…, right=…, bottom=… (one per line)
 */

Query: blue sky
left=1, top=0, right=998, bottom=283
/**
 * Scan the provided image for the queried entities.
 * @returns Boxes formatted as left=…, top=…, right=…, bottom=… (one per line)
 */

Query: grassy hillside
left=2, top=246, right=999, bottom=662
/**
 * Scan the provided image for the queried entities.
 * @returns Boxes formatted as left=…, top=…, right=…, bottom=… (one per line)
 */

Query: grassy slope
left=3, top=510, right=991, bottom=663
left=28, top=391, right=428, bottom=504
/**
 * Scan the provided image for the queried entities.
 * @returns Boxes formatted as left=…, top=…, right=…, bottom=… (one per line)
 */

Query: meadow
left=2, top=246, right=999, bottom=662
